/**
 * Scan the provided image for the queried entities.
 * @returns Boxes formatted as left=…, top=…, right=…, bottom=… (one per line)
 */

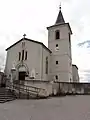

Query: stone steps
left=0, top=88, right=16, bottom=103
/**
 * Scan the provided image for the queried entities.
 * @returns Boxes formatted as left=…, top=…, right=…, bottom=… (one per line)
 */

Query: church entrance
left=19, top=72, right=26, bottom=85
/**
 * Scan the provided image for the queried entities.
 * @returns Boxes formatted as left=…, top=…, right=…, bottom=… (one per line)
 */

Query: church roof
left=6, top=38, right=52, bottom=53
left=72, top=64, right=78, bottom=69
left=55, top=9, right=65, bottom=24
left=47, top=8, right=72, bottom=34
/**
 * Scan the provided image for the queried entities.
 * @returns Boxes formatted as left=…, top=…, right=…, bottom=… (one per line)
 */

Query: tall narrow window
left=19, top=52, right=21, bottom=61
left=46, top=57, right=48, bottom=74
left=25, top=51, right=27, bottom=60
left=56, top=44, right=58, bottom=47
left=55, top=30, right=60, bottom=39
left=56, top=75, right=58, bottom=80
left=56, top=61, right=58, bottom=65
left=22, top=50, right=24, bottom=60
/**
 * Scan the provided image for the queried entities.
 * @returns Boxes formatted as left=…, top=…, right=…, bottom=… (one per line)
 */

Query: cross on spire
left=55, top=2, right=65, bottom=24
left=59, top=2, right=61, bottom=10
left=23, top=34, right=26, bottom=38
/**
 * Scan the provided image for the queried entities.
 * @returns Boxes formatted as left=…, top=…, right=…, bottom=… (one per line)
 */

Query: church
left=5, top=7, right=79, bottom=89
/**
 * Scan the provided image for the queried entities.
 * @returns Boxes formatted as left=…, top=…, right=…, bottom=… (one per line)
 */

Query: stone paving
left=0, top=95, right=90, bottom=120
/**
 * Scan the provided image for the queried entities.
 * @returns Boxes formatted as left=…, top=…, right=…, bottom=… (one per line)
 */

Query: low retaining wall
left=24, top=80, right=53, bottom=96
left=7, top=79, right=90, bottom=97
left=52, top=82, right=90, bottom=95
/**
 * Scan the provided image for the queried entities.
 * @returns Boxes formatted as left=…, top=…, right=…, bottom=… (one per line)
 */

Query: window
left=25, top=51, right=27, bottom=60
left=22, top=50, right=24, bottom=60
left=56, top=44, right=58, bottom=47
left=19, top=52, right=21, bottom=61
left=55, top=30, right=60, bottom=39
left=56, top=75, right=58, bottom=80
left=70, top=62, right=71, bottom=66
left=56, top=61, right=58, bottom=64
left=46, top=57, right=48, bottom=74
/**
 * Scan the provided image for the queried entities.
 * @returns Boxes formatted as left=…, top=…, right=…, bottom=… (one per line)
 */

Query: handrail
left=6, top=80, right=47, bottom=98
left=13, top=84, right=40, bottom=93
left=13, top=80, right=45, bottom=91
left=13, top=85, right=39, bottom=92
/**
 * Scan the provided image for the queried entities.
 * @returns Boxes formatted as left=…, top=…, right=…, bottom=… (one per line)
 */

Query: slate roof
left=55, top=10, right=65, bottom=24
left=6, top=38, right=52, bottom=53
left=47, top=9, right=72, bottom=34
left=72, top=64, right=78, bottom=69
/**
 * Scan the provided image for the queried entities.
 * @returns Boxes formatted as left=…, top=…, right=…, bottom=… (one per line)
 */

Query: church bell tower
left=47, top=6, right=73, bottom=82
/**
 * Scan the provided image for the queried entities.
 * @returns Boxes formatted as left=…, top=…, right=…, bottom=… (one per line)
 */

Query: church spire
left=55, top=3, right=65, bottom=24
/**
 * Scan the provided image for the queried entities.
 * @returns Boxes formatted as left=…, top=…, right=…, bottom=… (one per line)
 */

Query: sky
left=0, top=0, right=90, bottom=82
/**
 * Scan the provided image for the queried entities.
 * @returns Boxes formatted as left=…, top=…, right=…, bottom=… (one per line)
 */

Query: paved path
left=0, top=95, right=90, bottom=120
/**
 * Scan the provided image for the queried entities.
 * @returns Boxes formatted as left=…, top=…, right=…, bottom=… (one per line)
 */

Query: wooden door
left=19, top=72, right=26, bottom=85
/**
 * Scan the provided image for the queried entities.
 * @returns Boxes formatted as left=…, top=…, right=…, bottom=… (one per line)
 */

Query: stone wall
left=52, top=82, right=90, bottom=95
left=24, top=80, right=53, bottom=96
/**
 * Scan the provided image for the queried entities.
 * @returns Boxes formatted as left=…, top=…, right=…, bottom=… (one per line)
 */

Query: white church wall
left=48, top=38, right=69, bottom=55
left=50, top=72, right=69, bottom=82
left=5, top=41, right=22, bottom=78
left=48, top=24, right=72, bottom=82
left=5, top=40, right=42, bottom=80
left=48, top=25, right=70, bottom=44
left=41, top=47, right=51, bottom=81
left=23, top=40, right=42, bottom=80
left=5, top=39, right=51, bottom=81
left=50, top=55, right=68, bottom=72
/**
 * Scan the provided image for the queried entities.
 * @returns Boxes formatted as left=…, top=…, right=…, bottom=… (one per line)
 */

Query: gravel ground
left=0, top=95, right=90, bottom=120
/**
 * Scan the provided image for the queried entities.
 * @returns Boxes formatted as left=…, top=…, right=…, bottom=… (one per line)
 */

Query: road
left=0, top=95, right=90, bottom=120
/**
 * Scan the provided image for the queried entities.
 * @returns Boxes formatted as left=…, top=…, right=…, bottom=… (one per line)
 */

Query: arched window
left=25, top=51, right=27, bottom=60
left=19, top=52, right=21, bottom=61
left=55, top=30, right=60, bottom=39
left=55, top=75, right=58, bottom=80
left=56, top=44, right=58, bottom=47
left=56, top=61, right=58, bottom=65
left=22, top=50, right=24, bottom=60
left=46, top=57, right=48, bottom=74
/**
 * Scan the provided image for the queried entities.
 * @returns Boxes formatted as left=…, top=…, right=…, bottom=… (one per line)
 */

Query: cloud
left=78, top=40, right=90, bottom=48
left=79, top=70, right=90, bottom=82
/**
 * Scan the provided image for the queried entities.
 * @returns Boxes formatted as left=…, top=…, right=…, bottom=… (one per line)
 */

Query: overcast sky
left=0, top=0, right=90, bottom=82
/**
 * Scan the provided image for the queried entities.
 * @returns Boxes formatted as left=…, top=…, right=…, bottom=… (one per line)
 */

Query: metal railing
left=6, top=79, right=47, bottom=99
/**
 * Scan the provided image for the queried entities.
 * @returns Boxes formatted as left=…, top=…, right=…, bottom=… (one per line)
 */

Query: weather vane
left=23, top=34, right=26, bottom=38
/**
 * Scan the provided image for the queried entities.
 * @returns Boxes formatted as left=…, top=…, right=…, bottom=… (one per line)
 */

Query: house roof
left=6, top=38, right=52, bottom=53
left=55, top=9, right=65, bottom=24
